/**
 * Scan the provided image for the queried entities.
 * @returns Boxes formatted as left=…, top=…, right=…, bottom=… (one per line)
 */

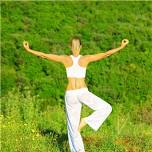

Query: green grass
left=1, top=87, right=152, bottom=152
left=1, top=1, right=152, bottom=152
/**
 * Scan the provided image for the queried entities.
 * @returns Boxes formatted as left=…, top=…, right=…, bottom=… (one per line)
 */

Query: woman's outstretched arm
left=84, top=39, right=129, bottom=63
left=23, top=40, right=66, bottom=63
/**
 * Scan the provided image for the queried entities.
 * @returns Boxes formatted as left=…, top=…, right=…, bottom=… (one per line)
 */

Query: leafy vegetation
left=1, top=1, right=152, bottom=152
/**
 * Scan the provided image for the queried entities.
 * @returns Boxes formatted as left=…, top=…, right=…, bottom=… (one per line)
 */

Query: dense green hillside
left=1, top=1, right=152, bottom=152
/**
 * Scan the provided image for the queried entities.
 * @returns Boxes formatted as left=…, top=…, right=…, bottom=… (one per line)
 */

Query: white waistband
left=65, top=87, right=88, bottom=96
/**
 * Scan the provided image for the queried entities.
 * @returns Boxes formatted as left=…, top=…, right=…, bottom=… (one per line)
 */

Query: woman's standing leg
left=78, top=90, right=112, bottom=132
left=64, top=93, right=85, bottom=152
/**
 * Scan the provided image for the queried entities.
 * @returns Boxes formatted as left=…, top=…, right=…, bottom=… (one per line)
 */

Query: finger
left=125, top=40, right=129, bottom=43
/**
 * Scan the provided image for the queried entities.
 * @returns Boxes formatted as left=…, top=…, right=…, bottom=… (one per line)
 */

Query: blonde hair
left=70, top=36, right=82, bottom=46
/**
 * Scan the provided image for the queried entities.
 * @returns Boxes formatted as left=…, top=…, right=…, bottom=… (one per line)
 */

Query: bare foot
left=78, top=118, right=87, bottom=132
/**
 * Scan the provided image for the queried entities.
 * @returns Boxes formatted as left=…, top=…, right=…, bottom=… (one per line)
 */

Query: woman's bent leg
left=78, top=90, right=112, bottom=132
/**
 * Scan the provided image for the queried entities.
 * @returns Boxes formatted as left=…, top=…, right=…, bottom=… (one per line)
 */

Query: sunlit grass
left=1, top=1, right=152, bottom=152
left=1, top=88, right=152, bottom=152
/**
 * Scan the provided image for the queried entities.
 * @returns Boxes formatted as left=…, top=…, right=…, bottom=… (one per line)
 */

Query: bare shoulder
left=59, top=55, right=70, bottom=61
left=61, top=55, right=72, bottom=67
left=62, top=55, right=71, bottom=60
left=79, top=55, right=91, bottom=66
left=80, top=53, right=106, bottom=63
left=81, top=54, right=90, bottom=59
left=80, top=54, right=91, bottom=62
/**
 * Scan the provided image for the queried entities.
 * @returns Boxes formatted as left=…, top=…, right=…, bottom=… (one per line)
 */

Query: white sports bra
left=66, top=55, right=86, bottom=78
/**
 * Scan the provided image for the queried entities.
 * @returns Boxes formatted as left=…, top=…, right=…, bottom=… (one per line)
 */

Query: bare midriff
left=66, top=77, right=87, bottom=90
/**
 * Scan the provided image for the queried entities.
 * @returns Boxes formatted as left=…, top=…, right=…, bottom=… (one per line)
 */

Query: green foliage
left=1, top=1, right=152, bottom=104
left=1, top=87, right=152, bottom=152
left=1, top=87, right=67, bottom=152
left=1, top=1, right=152, bottom=151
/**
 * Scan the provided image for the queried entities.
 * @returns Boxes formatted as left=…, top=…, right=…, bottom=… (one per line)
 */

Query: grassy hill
left=1, top=1, right=152, bottom=152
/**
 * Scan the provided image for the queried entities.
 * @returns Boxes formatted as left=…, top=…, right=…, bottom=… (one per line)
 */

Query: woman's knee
left=107, top=103, right=112, bottom=113
left=99, top=98, right=112, bottom=112
left=99, top=102, right=112, bottom=113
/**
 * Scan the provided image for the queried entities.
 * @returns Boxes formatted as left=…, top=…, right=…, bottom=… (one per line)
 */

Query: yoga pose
left=23, top=37, right=129, bottom=152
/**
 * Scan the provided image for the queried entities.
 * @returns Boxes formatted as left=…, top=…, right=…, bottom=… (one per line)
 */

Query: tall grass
left=1, top=87, right=152, bottom=152
left=1, top=1, right=152, bottom=152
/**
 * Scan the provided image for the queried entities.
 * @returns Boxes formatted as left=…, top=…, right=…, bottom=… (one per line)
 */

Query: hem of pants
left=83, top=117, right=98, bottom=132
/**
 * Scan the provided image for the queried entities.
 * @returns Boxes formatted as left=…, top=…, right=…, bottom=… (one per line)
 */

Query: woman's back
left=64, top=54, right=88, bottom=91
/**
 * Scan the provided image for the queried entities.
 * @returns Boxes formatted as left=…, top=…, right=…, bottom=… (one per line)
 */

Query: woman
left=23, top=37, right=129, bottom=152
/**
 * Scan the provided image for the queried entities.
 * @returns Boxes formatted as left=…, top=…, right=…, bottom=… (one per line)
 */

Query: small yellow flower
left=0, top=114, right=4, bottom=118
left=36, top=133, right=40, bottom=137
left=31, top=129, right=35, bottom=133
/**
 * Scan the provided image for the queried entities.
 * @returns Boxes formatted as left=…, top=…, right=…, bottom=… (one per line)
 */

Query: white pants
left=64, top=87, right=112, bottom=152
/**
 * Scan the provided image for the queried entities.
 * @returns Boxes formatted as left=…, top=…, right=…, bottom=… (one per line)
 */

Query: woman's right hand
left=23, top=40, right=30, bottom=51
left=120, top=39, right=129, bottom=48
